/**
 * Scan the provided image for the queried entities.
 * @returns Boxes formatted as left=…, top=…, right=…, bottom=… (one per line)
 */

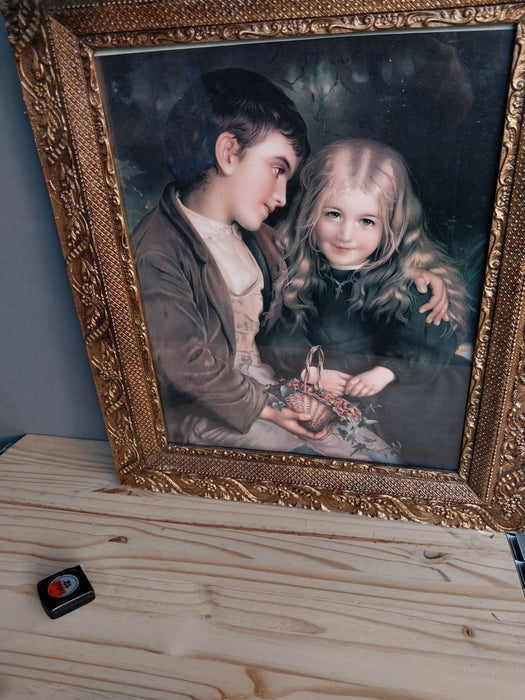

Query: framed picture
left=3, top=0, right=524, bottom=530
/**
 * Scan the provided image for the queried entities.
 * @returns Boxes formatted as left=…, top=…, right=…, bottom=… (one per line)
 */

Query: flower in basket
left=268, top=377, right=363, bottom=441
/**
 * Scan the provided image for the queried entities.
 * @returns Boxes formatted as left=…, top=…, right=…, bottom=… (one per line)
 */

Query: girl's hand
left=259, top=404, right=332, bottom=440
left=302, top=367, right=351, bottom=395
left=344, top=366, right=395, bottom=397
left=414, top=268, right=450, bottom=325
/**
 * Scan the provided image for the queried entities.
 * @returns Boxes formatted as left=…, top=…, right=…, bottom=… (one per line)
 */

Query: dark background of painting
left=97, top=26, right=514, bottom=340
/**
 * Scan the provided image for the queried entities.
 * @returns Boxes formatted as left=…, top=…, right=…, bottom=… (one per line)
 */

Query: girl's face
left=315, top=186, right=384, bottom=269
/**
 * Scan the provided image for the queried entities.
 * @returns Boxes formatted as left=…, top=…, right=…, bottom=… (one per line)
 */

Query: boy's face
left=227, top=131, right=298, bottom=231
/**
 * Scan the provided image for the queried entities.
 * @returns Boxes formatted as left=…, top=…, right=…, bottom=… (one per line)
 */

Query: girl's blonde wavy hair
left=272, top=138, right=468, bottom=335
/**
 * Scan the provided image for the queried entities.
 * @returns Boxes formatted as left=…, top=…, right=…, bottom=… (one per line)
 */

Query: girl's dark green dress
left=261, top=267, right=471, bottom=470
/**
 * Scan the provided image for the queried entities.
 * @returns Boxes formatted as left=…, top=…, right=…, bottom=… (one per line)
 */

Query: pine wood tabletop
left=1, top=434, right=524, bottom=700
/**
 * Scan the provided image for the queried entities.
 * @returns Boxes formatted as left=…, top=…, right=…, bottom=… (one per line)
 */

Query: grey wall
left=0, top=21, right=107, bottom=447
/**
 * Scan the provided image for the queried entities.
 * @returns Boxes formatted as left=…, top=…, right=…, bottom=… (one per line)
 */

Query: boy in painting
left=132, top=68, right=445, bottom=461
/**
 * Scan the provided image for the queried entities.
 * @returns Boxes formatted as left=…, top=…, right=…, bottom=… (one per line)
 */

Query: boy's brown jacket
left=132, top=183, right=279, bottom=442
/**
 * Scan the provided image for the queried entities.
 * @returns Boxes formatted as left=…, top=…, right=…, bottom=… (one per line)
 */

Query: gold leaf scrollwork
left=3, top=1, right=67, bottom=168
left=493, top=466, right=525, bottom=525
left=1, top=0, right=40, bottom=58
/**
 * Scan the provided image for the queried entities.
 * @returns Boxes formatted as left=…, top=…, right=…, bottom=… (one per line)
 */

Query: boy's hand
left=260, top=404, right=332, bottom=440
left=414, top=269, right=450, bottom=325
left=302, top=367, right=351, bottom=395
left=344, top=366, right=395, bottom=397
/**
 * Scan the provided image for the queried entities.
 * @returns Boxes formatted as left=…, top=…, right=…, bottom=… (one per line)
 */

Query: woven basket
left=284, top=345, right=337, bottom=432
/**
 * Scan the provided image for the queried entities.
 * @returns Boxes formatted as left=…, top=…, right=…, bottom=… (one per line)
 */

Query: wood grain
left=1, top=434, right=524, bottom=700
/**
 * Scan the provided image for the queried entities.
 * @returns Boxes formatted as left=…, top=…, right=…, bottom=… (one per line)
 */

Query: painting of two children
left=131, top=67, right=472, bottom=470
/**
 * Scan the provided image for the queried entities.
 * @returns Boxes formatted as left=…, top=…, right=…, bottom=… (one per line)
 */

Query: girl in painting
left=263, top=138, right=471, bottom=469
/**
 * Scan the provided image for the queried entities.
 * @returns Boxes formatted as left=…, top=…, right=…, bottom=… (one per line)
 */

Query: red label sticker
left=47, top=574, right=79, bottom=598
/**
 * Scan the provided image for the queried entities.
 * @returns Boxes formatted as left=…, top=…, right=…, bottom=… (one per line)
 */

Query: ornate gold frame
left=2, top=0, right=524, bottom=530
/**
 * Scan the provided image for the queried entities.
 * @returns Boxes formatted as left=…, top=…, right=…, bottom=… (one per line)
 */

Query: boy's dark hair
left=164, top=68, right=310, bottom=195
